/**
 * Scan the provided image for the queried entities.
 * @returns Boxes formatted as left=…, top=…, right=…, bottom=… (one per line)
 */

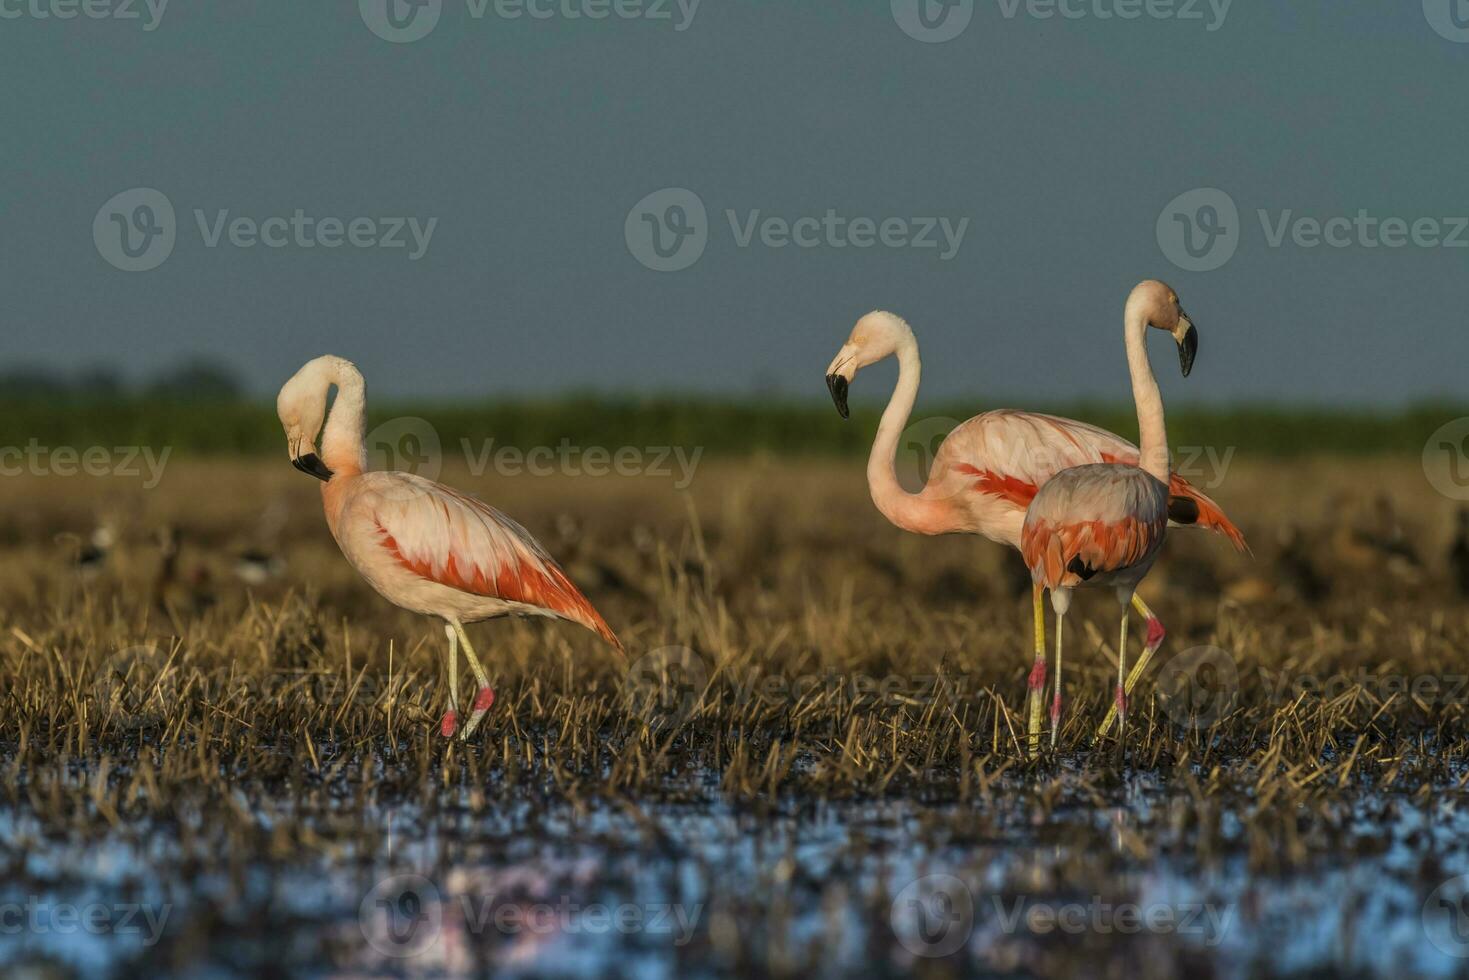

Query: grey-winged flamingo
left=823, top=291, right=1244, bottom=754
left=1022, top=280, right=1198, bottom=751
left=276, top=355, right=622, bottom=742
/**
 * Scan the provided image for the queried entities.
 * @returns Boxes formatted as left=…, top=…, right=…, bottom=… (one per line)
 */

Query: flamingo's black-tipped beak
left=291, top=452, right=334, bottom=482
left=826, top=373, right=850, bottom=419
left=1176, top=316, right=1198, bottom=378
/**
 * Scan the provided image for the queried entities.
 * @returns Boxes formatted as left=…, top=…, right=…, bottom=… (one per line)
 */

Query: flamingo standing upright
left=1021, top=281, right=1197, bottom=750
left=276, top=356, right=622, bottom=742
left=823, top=293, right=1245, bottom=753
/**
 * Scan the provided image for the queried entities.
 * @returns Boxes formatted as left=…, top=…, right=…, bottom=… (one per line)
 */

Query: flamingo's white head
left=823, top=311, right=914, bottom=419
left=1128, top=280, right=1199, bottom=377
left=276, top=355, right=355, bottom=482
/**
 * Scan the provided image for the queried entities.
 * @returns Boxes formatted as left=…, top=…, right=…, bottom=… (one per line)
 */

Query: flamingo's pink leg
left=1098, top=595, right=1165, bottom=738
left=452, top=622, right=496, bottom=741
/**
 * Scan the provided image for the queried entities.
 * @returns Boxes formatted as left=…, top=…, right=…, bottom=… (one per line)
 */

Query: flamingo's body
left=277, top=356, right=620, bottom=741
left=824, top=287, right=1240, bottom=755
left=902, top=408, right=1244, bottom=551
left=1018, top=280, right=1200, bottom=752
left=1021, top=463, right=1169, bottom=596
left=324, top=470, right=619, bottom=643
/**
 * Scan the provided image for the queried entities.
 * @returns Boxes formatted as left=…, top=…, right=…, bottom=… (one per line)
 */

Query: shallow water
left=4, top=759, right=1469, bottom=978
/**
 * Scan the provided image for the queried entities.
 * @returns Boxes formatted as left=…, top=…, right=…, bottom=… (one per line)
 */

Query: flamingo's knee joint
left=1145, top=617, right=1165, bottom=649
left=1028, top=660, right=1047, bottom=691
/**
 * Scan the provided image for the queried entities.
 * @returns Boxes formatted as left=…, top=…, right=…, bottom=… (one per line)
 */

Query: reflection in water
left=2, top=764, right=1469, bottom=977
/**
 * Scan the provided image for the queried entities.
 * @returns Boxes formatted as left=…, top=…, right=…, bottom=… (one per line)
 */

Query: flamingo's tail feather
left=1167, top=478, right=1250, bottom=556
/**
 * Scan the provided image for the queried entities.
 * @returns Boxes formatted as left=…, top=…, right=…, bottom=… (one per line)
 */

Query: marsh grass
left=1, top=456, right=1467, bottom=976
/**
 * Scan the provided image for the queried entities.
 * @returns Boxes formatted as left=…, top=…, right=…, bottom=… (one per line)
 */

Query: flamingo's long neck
left=1124, top=309, right=1170, bottom=485
left=320, top=365, right=367, bottom=479
left=867, top=338, right=951, bottom=535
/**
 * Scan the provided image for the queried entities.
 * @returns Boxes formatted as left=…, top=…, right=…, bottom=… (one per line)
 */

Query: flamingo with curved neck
left=824, top=281, right=1234, bottom=755
left=1020, top=280, right=1195, bottom=752
left=277, top=355, right=622, bottom=742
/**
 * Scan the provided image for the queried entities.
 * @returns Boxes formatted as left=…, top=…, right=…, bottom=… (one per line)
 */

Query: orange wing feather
left=372, top=484, right=622, bottom=652
left=1021, top=517, right=1164, bottom=590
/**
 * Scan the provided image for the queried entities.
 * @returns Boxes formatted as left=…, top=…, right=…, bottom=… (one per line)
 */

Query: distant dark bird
left=1327, top=493, right=1423, bottom=585
left=234, top=548, right=286, bottom=585
left=56, top=522, right=116, bottom=579
left=1275, top=523, right=1330, bottom=604
left=153, top=525, right=216, bottom=615
left=233, top=499, right=289, bottom=585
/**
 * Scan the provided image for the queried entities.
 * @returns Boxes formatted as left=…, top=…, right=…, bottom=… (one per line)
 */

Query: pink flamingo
left=276, top=356, right=622, bottom=741
left=1022, top=281, right=1196, bottom=750
left=823, top=286, right=1244, bottom=752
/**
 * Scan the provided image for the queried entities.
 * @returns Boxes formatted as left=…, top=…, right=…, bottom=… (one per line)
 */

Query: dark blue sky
left=2, top=1, right=1464, bottom=405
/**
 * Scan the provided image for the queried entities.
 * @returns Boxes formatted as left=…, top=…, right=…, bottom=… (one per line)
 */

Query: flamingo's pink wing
left=943, top=411, right=1247, bottom=552
left=370, top=479, right=621, bottom=651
